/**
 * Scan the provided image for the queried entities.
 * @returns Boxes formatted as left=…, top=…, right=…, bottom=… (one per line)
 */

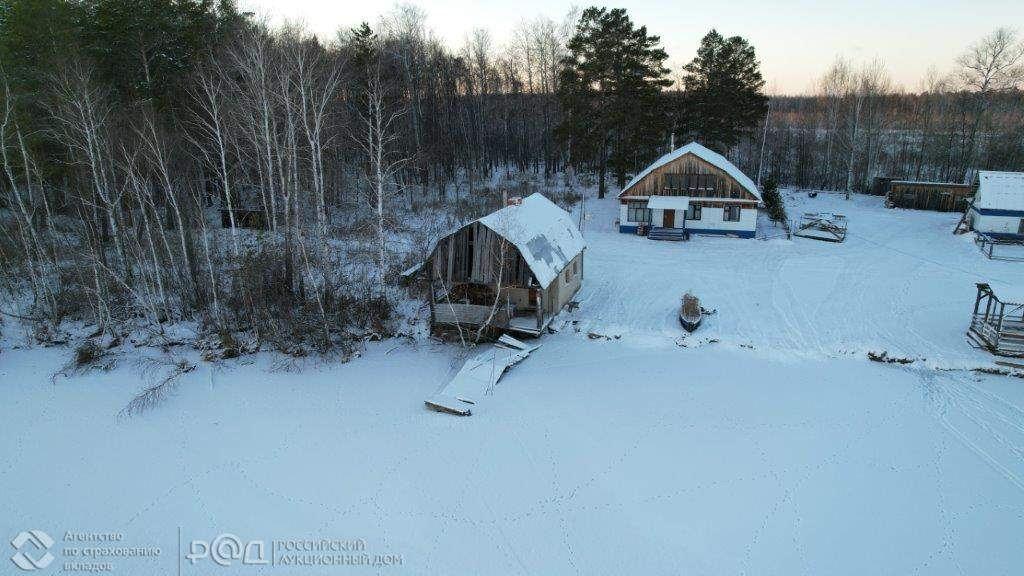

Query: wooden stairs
left=648, top=227, right=687, bottom=241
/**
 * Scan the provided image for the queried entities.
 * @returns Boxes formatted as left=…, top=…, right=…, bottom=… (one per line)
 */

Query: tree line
left=753, top=33, right=1024, bottom=193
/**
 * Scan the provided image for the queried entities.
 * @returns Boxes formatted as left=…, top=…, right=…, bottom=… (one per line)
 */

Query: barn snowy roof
left=976, top=171, right=1024, bottom=211
left=618, top=142, right=762, bottom=201
left=476, top=193, right=586, bottom=288
left=403, top=193, right=586, bottom=289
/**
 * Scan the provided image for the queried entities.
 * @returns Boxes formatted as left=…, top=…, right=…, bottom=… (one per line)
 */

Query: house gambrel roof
left=618, top=142, right=762, bottom=201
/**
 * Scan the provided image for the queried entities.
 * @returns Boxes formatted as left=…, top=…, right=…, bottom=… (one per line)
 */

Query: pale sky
left=243, top=0, right=1024, bottom=94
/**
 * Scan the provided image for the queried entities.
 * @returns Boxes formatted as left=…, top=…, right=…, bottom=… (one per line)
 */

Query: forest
left=1, top=0, right=1022, bottom=353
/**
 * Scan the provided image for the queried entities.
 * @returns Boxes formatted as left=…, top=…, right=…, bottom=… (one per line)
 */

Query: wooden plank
left=425, top=395, right=472, bottom=416
left=498, top=334, right=534, bottom=351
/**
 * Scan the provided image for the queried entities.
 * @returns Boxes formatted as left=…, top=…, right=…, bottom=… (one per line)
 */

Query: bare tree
left=956, top=27, right=1024, bottom=181
left=354, top=46, right=410, bottom=302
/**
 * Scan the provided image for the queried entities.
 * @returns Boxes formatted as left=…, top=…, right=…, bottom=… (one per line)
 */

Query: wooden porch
left=430, top=281, right=550, bottom=338
left=967, top=283, right=1024, bottom=357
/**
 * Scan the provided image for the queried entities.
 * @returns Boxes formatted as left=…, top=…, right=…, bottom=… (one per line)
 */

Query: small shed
left=870, top=176, right=895, bottom=196
left=406, top=193, right=586, bottom=338
left=220, top=207, right=267, bottom=230
left=968, top=171, right=1024, bottom=239
left=967, top=283, right=1024, bottom=357
left=885, top=180, right=973, bottom=212
left=617, top=142, right=761, bottom=239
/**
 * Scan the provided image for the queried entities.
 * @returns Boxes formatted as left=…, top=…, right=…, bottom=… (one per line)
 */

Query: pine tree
left=77, top=0, right=242, bottom=107
left=557, top=7, right=671, bottom=198
left=680, top=29, right=768, bottom=152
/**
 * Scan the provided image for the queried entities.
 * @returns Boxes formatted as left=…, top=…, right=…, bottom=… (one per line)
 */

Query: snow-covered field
left=578, top=190, right=1024, bottom=365
left=3, top=191, right=1024, bottom=575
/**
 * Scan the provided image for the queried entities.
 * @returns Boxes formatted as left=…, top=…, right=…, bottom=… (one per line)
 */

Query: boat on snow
left=679, top=292, right=702, bottom=332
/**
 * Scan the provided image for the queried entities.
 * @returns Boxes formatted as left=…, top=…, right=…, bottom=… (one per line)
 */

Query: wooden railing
left=434, top=303, right=509, bottom=327
left=970, top=315, right=1024, bottom=356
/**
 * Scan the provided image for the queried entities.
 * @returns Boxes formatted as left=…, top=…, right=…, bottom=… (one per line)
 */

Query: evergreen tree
left=557, top=7, right=670, bottom=198
left=680, top=29, right=768, bottom=152
left=0, top=0, right=79, bottom=96
left=77, top=0, right=244, bottom=107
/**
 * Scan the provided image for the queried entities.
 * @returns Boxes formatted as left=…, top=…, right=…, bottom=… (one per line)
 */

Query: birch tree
left=354, top=46, right=410, bottom=302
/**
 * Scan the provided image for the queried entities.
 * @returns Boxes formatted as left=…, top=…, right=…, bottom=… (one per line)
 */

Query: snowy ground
left=2, top=191, right=1024, bottom=575
left=578, top=190, right=1024, bottom=365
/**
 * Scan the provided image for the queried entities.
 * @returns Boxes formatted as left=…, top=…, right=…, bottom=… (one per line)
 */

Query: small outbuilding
left=969, top=171, right=1024, bottom=239
left=885, top=180, right=974, bottom=212
left=405, top=193, right=586, bottom=338
left=617, top=142, right=761, bottom=239
left=870, top=176, right=895, bottom=196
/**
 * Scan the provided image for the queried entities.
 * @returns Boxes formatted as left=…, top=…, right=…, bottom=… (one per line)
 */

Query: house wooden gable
left=621, top=151, right=760, bottom=202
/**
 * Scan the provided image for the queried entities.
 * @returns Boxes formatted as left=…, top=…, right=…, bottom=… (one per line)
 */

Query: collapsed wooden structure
left=793, top=212, right=848, bottom=243
left=405, top=193, right=586, bottom=338
left=967, top=283, right=1024, bottom=357
left=424, top=335, right=540, bottom=416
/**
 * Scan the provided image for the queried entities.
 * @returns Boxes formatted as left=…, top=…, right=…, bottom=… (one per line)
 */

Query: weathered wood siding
left=431, top=222, right=534, bottom=287
left=887, top=182, right=973, bottom=212
left=624, top=152, right=759, bottom=201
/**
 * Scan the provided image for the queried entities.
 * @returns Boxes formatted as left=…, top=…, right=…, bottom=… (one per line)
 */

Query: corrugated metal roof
left=976, top=171, right=1024, bottom=211
left=618, top=142, right=762, bottom=201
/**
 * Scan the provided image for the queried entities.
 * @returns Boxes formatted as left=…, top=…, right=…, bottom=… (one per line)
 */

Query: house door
left=663, top=210, right=675, bottom=228
left=1018, top=218, right=1024, bottom=235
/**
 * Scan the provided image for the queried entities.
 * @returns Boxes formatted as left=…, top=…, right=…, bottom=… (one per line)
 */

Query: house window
left=724, top=206, right=741, bottom=222
left=664, top=173, right=717, bottom=194
left=686, top=203, right=701, bottom=221
left=627, top=201, right=651, bottom=223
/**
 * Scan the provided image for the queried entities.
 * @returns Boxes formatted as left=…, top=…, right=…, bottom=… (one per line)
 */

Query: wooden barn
left=885, top=180, right=974, bottom=212
left=968, top=171, right=1024, bottom=239
left=405, top=193, right=586, bottom=338
left=617, top=142, right=761, bottom=239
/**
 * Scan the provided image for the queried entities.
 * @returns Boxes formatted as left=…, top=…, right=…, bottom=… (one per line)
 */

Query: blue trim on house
left=687, top=228, right=756, bottom=239
left=619, top=224, right=639, bottom=234
left=972, top=206, right=1024, bottom=217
